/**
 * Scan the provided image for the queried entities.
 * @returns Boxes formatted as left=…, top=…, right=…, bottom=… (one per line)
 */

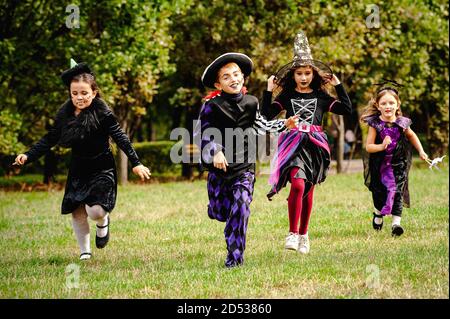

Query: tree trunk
left=118, top=150, right=128, bottom=185
left=182, top=105, right=196, bottom=179
left=117, top=120, right=128, bottom=185
left=333, top=114, right=345, bottom=173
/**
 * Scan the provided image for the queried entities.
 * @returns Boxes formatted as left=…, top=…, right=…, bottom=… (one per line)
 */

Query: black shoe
left=391, top=224, right=404, bottom=237
left=372, top=213, right=383, bottom=231
left=96, top=216, right=110, bottom=249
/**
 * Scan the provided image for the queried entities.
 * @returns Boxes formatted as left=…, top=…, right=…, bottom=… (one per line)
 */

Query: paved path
left=329, top=159, right=364, bottom=174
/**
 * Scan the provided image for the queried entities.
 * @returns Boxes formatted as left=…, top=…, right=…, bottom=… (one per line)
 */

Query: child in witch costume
left=262, top=32, right=352, bottom=254
left=360, top=81, right=428, bottom=236
left=198, top=53, right=297, bottom=268
left=14, top=60, right=151, bottom=260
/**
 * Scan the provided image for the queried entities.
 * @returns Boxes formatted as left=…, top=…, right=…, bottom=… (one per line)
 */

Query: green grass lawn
left=0, top=166, right=448, bottom=298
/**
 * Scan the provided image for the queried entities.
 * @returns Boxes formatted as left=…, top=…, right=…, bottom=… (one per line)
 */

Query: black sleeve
left=24, top=110, right=64, bottom=163
left=105, top=114, right=142, bottom=167
left=261, top=90, right=285, bottom=120
left=198, top=101, right=224, bottom=165
left=327, top=83, right=352, bottom=115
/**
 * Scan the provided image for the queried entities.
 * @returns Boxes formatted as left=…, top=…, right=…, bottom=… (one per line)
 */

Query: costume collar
left=221, top=91, right=244, bottom=103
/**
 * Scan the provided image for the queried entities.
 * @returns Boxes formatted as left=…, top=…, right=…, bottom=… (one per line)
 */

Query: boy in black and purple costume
left=197, top=53, right=296, bottom=268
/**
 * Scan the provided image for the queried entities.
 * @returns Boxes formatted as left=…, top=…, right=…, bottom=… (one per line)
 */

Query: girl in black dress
left=14, top=61, right=151, bottom=260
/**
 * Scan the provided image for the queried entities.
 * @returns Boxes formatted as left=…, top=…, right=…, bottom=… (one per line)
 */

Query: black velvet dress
left=25, top=98, right=141, bottom=214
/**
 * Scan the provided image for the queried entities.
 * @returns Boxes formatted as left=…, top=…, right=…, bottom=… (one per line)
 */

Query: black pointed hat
left=61, top=58, right=94, bottom=86
left=201, top=52, right=253, bottom=89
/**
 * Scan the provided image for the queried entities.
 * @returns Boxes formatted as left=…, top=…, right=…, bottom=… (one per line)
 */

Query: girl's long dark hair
left=274, top=65, right=332, bottom=97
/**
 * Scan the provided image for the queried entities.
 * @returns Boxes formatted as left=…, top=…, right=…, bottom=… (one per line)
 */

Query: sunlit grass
left=0, top=165, right=448, bottom=298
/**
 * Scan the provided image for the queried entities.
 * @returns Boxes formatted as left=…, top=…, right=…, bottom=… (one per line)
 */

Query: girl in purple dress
left=361, top=84, right=428, bottom=236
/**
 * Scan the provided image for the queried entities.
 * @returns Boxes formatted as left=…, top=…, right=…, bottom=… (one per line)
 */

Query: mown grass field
left=0, top=165, right=448, bottom=299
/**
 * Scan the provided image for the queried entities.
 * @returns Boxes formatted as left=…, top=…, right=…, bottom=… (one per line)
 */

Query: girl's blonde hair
left=360, top=88, right=402, bottom=123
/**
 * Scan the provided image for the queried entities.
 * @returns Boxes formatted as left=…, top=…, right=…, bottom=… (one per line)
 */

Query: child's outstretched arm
left=106, top=114, right=151, bottom=181
left=365, top=126, right=391, bottom=153
left=253, top=111, right=298, bottom=135
left=405, top=128, right=428, bottom=160
left=14, top=109, right=64, bottom=166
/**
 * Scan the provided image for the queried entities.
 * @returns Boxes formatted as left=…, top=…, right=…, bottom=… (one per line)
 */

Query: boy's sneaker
left=285, top=232, right=300, bottom=251
left=298, top=234, right=310, bottom=254
left=391, top=224, right=404, bottom=237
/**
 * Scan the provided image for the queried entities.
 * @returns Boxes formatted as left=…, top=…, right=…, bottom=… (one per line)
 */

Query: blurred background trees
left=1, top=0, right=448, bottom=180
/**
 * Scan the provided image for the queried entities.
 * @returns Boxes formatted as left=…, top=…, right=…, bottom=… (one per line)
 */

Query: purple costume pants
left=207, top=171, right=255, bottom=268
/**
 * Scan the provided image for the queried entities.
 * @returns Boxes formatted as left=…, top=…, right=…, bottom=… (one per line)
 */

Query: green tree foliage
left=164, top=0, right=448, bottom=157
left=0, top=0, right=184, bottom=180
left=0, top=110, right=24, bottom=155
left=0, top=0, right=448, bottom=178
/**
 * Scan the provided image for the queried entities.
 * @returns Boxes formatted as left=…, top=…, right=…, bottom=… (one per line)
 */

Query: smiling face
left=377, top=91, right=399, bottom=121
left=70, top=80, right=97, bottom=114
left=293, top=65, right=314, bottom=91
left=214, top=62, right=244, bottom=94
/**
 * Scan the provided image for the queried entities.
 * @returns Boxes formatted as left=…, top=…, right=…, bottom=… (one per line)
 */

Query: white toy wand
left=425, top=155, right=446, bottom=170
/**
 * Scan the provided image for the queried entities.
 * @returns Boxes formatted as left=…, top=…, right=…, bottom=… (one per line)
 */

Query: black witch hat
left=374, top=78, right=404, bottom=95
left=61, top=58, right=94, bottom=86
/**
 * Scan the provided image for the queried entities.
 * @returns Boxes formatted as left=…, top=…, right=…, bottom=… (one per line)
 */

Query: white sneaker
left=298, top=234, right=310, bottom=254
left=285, top=232, right=300, bottom=251
left=79, top=252, right=92, bottom=260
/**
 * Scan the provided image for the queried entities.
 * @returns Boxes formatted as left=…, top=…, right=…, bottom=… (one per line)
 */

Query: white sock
left=374, top=209, right=383, bottom=225
left=72, top=208, right=91, bottom=255
left=392, top=215, right=401, bottom=226
left=85, top=205, right=109, bottom=238
left=96, top=214, right=109, bottom=238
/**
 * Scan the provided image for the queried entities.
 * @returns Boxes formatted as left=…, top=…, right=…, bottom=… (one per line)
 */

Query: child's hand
left=419, top=151, right=428, bottom=161
left=13, top=154, right=28, bottom=166
left=267, top=75, right=278, bottom=92
left=213, top=151, right=228, bottom=172
left=382, top=136, right=392, bottom=149
left=132, top=164, right=151, bottom=181
left=285, top=115, right=299, bottom=129
left=324, top=74, right=340, bottom=86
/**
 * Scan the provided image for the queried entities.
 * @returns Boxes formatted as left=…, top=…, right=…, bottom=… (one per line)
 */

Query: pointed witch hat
left=61, top=58, right=94, bottom=86
left=274, top=31, right=333, bottom=84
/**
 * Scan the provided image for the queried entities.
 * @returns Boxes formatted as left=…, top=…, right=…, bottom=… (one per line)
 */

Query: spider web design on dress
left=290, top=98, right=317, bottom=125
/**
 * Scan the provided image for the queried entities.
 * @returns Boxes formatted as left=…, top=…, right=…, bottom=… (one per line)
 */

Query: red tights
left=287, top=167, right=315, bottom=235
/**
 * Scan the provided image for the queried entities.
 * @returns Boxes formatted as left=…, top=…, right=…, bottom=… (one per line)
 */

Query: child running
left=361, top=80, right=428, bottom=236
